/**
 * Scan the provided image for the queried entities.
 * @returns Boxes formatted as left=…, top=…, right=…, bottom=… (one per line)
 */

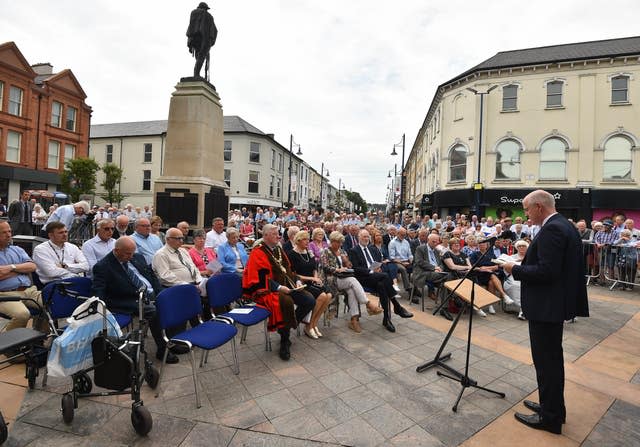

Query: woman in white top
left=504, top=239, right=529, bottom=320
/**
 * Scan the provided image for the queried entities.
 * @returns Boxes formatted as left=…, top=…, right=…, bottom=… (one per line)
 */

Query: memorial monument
left=154, top=2, right=228, bottom=228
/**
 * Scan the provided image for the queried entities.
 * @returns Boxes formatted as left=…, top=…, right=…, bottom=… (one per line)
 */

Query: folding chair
left=206, top=273, right=271, bottom=351
left=155, top=284, right=239, bottom=408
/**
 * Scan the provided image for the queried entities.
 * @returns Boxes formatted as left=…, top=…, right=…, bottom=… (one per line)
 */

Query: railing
left=582, top=241, right=639, bottom=290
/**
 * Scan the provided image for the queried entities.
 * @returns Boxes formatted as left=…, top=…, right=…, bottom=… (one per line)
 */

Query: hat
left=477, top=236, right=490, bottom=244
left=602, top=219, right=614, bottom=227
left=198, top=2, right=210, bottom=10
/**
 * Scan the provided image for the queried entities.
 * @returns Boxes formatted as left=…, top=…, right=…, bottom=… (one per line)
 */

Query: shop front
left=591, top=189, right=640, bottom=224
left=481, top=188, right=588, bottom=221
left=432, top=188, right=474, bottom=217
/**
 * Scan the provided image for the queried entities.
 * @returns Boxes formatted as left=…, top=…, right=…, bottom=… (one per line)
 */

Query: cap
left=602, top=219, right=614, bottom=227
left=198, top=2, right=210, bottom=10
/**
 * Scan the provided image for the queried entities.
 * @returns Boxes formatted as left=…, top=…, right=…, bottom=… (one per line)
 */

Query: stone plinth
left=154, top=80, right=229, bottom=228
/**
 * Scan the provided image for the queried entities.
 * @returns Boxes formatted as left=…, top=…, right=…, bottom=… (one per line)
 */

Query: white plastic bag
left=47, top=297, right=123, bottom=378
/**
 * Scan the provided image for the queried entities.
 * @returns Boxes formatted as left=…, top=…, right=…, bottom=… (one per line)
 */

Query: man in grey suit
left=7, top=191, right=33, bottom=236
left=503, top=190, right=589, bottom=435
left=413, top=233, right=450, bottom=318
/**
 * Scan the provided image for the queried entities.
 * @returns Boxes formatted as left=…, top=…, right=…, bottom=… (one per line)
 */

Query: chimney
left=266, top=133, right=274, bottom=140
left=32, top=63, right=54, bottom=75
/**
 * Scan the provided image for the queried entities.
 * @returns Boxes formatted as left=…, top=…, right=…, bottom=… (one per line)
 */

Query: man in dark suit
left=341, top=225, right=360, bottom=252
left=92, top=236, right=179, bottom=364
left=413, top=233, right=451, bottom=318
left=348, top=229, right=412, bottom=333
left=7, top=191, right=33, bottom=236
left=503, top=190, right=589, bottom=435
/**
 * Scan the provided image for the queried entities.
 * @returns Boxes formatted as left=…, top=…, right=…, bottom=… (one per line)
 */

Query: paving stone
left=273, top=364, right=313, bottom=387
left=337, top=385, right=384, bottom=414
left=327, top=415, right=385, bottom=447
left=270, top=407, right=325, bottom=439
left=306, top=396, right=358, bottom=430
left=178, top=422, right=236, bottom=446
left=361, top=403, right=414, bottom=439
left=255, top=388, right=303, bottom=420
left=344, top=363, right=385, bottom=385
left=317, top=370, right=360, bottom=394
left=160, top=393, right=220, bottom=424
left=4, top=420, right=61, bottom=447
left=389, top=424, right=446, bottom=447
left=241, top=370, right=286, bottom=398
left=215, top=399, right=267, bottom=429
left=418, top=402, right=492, bottom=447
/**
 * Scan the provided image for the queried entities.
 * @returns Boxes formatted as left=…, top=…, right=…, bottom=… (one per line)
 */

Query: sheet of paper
left=228, top=308, right=253, bottom=314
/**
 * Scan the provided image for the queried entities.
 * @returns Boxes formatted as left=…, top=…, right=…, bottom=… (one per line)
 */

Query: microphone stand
left=416, top=238, right=505, bottom=411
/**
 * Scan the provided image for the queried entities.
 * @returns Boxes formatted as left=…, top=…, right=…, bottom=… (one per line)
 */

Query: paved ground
left=1, top=283, right=639, bottom=446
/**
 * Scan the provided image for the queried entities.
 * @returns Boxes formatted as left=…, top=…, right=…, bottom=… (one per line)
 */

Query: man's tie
left=23, top=202, right=29, bottom=223
left=124, top=262, right=146, bottom=291
left=363, top=246, right=374, bottom=268
left=176, top=249, right=197, bottom=281
left=428, top=248, right=437, bottom=266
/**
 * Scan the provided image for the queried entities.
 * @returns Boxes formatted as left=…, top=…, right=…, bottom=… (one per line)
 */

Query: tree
left=60, top=158, right=100, bottom=202
left=343, top=190, right=368, bottom=213
left=100, top=163, right=126, bottom=206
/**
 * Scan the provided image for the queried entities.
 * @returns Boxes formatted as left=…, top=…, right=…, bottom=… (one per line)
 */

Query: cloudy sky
left=3, top=1, right=640, bottom=203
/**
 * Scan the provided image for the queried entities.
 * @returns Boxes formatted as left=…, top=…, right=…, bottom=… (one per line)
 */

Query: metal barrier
left=583, top=241, right=639, bottom=290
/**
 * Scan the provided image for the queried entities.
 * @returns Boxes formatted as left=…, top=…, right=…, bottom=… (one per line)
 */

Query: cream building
left=90, top=116, right=335, bottom=211
left=404, top=35, right=640, bottom=222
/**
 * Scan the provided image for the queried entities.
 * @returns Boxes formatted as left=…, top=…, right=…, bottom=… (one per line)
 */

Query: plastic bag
left=47, top=297, right=122, bottom=378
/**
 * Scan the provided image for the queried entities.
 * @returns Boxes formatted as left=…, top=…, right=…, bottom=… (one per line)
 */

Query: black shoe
left=279, top=341, right=290, bottom=361
left=514, top=412, right=561, bottom=434
left=170, top=345, right=190, bottom=355
left=409, top=288, right=422, bottom=298
left=440, top=309, right=453, bottom=321
left=523, top=400, right=566, bottom=424
left=156, top=350, right=179, bottom=364
left=382, top=319, right=396, bottom=333
left=394, top=306, right=413, bottom=318
left=411, top=297, right=420, bottom=304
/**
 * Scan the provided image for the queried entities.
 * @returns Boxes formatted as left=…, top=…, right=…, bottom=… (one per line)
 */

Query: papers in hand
left=291, top=284, right=307, bottom=291
left=491, top=254, right=513, bottom=266
left=370, top=261, right=382, bottom=271
left=207, top=260, right=223, bottom=274
left=228, top=308, right=253, bottom=315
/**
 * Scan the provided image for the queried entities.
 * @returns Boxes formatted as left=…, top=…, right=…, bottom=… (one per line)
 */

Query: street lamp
left=391, top=133, right=405, bottom=210
left=288, top=134, right=302, bottom=206
left=319, top=163, right=329, bottom=209
left=466, top=85, right=497, bottom=215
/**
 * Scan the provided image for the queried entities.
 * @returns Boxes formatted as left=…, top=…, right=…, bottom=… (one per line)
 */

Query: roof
left=90, top=115, right=265, bottom=138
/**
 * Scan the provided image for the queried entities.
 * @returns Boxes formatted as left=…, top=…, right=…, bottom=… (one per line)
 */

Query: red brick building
left=0, top=41, right=92, bottom=204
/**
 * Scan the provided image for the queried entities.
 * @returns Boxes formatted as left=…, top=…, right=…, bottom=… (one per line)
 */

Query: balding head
left=427, top=233, right=440, bottom=249
left=523, top=189, right=556, bottom=225
left=114, top=236, right=136, bottom=262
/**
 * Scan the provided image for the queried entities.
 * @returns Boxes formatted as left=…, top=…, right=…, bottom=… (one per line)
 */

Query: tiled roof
left=90, top=115, right=264, bottom=138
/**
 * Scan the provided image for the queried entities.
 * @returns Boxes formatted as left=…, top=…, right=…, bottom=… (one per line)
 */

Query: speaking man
left=503, top=190, right=588, bottom=435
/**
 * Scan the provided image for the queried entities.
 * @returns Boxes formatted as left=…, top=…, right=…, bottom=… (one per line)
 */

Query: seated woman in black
left=468, top=238, right=514, bottom=317
left=287, top=230, right=331, bottom=339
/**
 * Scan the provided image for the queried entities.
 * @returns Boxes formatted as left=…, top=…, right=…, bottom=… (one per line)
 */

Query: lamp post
left=391, top=133, right=405, bottom=210
left=466, top=85, right=497, bottom=215
left=288, top=134, right=302, bottom=207
left=319, top=163, right=329, bottom=210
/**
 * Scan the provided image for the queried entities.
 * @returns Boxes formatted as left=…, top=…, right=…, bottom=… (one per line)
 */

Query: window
left=502, top=85, right=518, bottom=111
left=603, top=135, right=633, bottom=180
left=64, top=144, right=76, bottom=163
left=106, top=144, right=113, bottom=163
left=546, top=81, right=563, bottom=107
left=223, top=140, right=232, bottom=161
left=495, top=139, right=521, bottom=180
left=611, top=76, right=629, bottom=104
left=249, top=142, right=260, bottom=163
left=276, top=177, right=282, bottom=197
left=248, top=171, right=259, bottom=193
left=269, top=175, right=275, bottom=196
left=6, top=131, right=21, bottom=163
left=539, top=137, right=567, bottom=179
left=277, top=153, right=283, bottom=172
left=271, top=149, right=276, bottom=169
left=66, top=106, right=77, bottom=131
left=143, top=143, right=152, bottom=163
left=453, top=95, right=463, bottom=120
left=51, top=101, right=63, bottom=127
left=224, top=169, right=231, bottom=186
left=142, top=170, right=151, bottom=191
left=448, top=145, right=467, bottom=182
left=48, top=141, right=60, bottom=169
left=8, top=86, right=23, bottom=116
left=0, top=81, right=3, bottom=112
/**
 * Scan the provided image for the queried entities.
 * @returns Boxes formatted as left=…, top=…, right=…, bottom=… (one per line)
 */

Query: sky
left=3, top=1, right=640, bottom=204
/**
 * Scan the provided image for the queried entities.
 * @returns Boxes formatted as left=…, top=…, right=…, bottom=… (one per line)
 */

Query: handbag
left=335, top=268, right=355, bottom=278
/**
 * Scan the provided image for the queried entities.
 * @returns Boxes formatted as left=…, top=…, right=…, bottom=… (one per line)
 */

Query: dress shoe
left=394, top=306, right=413, bottom=318
left=503, top=294, right=515, bottom=306
left=411, top=296, right=420, bottom=304
left=348, top=319, right=362, bottom=333
left=475, top=308, right=487, bottom=317
left=440, top=309, right=453, bottom=321
left=366, top=304, right=383, bottom=316
left=313, top=327, right=323, bottom=338
left=156, top=350, right=179, bottom=364
left=487, top=305, right=496, bottom=315
left=279, top=340, right=291, bottom=360
left=393, top=284, right=401, bottom=293
left=382, top=319, right=396, bottom=332
left=170, top=345, right=190, bottom=355
left=304, top=326, right=318, bottom=339
left=517, top=311, right=526, bottom=320
left=514, top=412, right=561, bottom=434
left=523, top=400, right=566, bottom=423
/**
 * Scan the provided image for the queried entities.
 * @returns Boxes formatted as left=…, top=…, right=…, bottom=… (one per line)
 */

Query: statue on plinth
left=186, top=2, right=218, bottom=82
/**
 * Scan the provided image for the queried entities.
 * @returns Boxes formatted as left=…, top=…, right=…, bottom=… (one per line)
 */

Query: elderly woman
left=504, top=239, right=529, bottom=319
left=287, top=231, right=331, bottom=339
left=309, top=227, right=328, bottom=261
left=239, top=217, right=254, bottom=242
left=150, top=215, right=165, bottom=244
left=469, top=238, right=515, bottom=317
left=614, top=229, right=639, bottom=290
left=320, top=231, right=382, bottom=333
left=188, top=229, right=219, bottom=277
left=462, top=234, right=478, bottom=256
left=217, top=227, right=248, bottom=275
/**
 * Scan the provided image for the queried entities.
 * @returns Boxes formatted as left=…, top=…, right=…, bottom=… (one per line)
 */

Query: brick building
left=0, top=41, right=91, bottom=204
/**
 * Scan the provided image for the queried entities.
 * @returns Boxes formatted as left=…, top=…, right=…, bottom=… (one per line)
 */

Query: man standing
left=43, top=200, right=92, bottom=232
left=503, top=190, right=588, bottom=435
left=186, top=2, right=217, bottom=81
left=8, top=191, right=33, bottom=236
left=82, top=219, right=116, bottom=275
left=32, top=222, right=90, bottom=284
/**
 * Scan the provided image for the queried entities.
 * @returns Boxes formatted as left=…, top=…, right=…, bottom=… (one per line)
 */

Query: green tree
left=343, top=190, right=368, bottom=212
left=60, top=158, right=100, bottom=202
left=100, top=163, right=126, bottom=206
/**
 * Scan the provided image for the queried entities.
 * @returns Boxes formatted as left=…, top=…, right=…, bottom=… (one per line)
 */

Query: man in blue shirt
left=131, top=218, right=163, bottom=265
left=82, top=219, right=116, bottom=275
left=0, top=221, right=43, bottom=332
left=388, top=227, right=418, bottom=297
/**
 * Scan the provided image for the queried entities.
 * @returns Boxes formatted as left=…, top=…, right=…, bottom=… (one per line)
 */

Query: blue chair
left=155, top=284, right=238, bottom=408
left=206, top=273, right=271, bottom=351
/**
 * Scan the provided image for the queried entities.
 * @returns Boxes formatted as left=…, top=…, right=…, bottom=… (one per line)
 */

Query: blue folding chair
left=155, top=284, right=238, bottom=408
left=206, top=273, right=271, bottom=351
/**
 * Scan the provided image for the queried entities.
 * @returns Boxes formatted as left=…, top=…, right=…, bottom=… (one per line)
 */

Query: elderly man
left=388, top=227, right=417, bottom=296
left=205, top=217, right=227, bottom=250
left=342, top=224, right=360, bottom=252
left=43, top=200, right=93, bottom=233
left=82, top=219, right=116, bottom=275
left=177, top=221, right=193, bottom=245
left=32, top=222, right=89, bottom=284
left=243, top=224, right=315, bottom=361
left=0, top=221, right=44, bottom=332
left=92, top=237, right=178, bottom=363
left=132, top=218, right=163, bottom=265
left=152, top=228, right=203, bottom=289
left=112, top=215, right=133, bottom=240
left=413, top=233, right=451, bottom=318
left=349, top=229, right=413, bottom=333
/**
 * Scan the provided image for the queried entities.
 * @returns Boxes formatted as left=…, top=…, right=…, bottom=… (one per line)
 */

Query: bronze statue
left=186, top=2, right=218, bottom=81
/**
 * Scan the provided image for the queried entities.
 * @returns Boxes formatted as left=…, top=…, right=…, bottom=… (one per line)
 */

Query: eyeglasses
left=167, top=236, right=185, bottom=241
left=102, top=227, right=115, bottom=231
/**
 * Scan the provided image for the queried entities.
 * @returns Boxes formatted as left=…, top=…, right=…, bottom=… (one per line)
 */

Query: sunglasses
left=167, top=236, right=185, bottom=241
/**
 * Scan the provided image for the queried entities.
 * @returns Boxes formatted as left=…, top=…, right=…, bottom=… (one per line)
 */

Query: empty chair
left=206, top=273, right=271, bottom=351
left=155, top=284, right=238, bottom=408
